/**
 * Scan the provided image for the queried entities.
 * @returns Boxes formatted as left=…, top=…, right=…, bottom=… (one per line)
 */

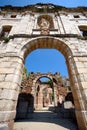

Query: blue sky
left=25, top=49, right=68, bottom=77
left=0, top=0, right=86, bottom=77
left=0, top=0, right=87, bottom=7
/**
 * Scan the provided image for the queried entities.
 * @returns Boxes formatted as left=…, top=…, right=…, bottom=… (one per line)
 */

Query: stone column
left=53, top=86, right=58, bottom=106
left=0, top=56, right=23, bottom=130
left=67, top=56, right=87, bottom=130
left=37, top=89, right=43, bottom=110
left=31, top=80, right=37, bottom=109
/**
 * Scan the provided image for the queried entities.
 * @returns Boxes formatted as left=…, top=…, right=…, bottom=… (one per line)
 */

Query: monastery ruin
left=0, top=3, right=87, bottom=130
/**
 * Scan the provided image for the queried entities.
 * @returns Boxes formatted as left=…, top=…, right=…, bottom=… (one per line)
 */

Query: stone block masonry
left=0, top=3, right=87, bottom=130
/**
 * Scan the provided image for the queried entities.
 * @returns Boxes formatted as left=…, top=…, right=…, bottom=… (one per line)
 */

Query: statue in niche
left=40, top=18, right=50, bottom=34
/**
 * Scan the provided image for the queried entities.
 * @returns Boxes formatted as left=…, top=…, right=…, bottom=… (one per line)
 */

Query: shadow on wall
left=15, top=93, right=34, bottom=120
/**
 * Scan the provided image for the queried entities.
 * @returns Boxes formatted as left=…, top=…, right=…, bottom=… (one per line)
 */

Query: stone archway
left=20, top=72, right=59, bottom=110
left=20, top=36, right=87, bottom=130
left=0, top=36, right=87, bottom=130
left=32, top=74, right=57, bottom=110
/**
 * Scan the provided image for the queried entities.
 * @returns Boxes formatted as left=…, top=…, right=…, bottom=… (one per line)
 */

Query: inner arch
left=21, top=36, right=72, bottom=60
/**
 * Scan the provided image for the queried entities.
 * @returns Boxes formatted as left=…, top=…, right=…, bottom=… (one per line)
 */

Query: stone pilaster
left=67, top=55, right=87, bottom=130
left=0, top=56, right=23, bottom=130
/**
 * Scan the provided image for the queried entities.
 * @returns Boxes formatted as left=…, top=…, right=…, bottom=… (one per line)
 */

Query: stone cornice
left=0, top=3, right=87, bottom=13
left=9, top=33, right=87, bottom=40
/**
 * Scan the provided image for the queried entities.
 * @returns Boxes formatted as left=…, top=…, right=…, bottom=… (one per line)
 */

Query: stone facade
left=0, top=3, right=87, bottom=130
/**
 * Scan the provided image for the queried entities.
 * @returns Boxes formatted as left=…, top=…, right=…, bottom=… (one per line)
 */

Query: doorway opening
left=35, top=77, right=54, bottom=110
left=14, top=37, right=79, bottom=130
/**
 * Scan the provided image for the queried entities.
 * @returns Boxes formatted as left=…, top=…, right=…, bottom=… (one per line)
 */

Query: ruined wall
left=0, top=4, right=87, bottom=130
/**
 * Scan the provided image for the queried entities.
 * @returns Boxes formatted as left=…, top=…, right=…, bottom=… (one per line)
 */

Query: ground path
left=13, top=108, right=79, bottom=130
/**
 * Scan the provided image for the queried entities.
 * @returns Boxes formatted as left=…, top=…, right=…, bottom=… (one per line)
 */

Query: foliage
left=24, top=66, right=27, bottom=74
left=47, top=80, right=53, bottom=88
left=2, top=37, right=10, bottom=43
left=22, top=66, right=28, bottom=81
left=50, top=93, right=54, bottom=100
left=68, top=86, right=71, bottom=91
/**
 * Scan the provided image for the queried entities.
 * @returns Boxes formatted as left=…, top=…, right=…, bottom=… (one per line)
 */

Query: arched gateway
left=0, top=4, right=87, bottom=130
left=22, top=72, right=59, bottom=110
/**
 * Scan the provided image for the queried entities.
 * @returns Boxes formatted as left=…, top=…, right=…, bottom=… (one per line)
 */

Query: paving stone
left=13, top=110, right=79, bottom=130
left=0, top=124, right=8, bottom=130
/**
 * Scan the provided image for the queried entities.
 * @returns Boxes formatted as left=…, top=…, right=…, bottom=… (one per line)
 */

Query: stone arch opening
left=21, top=37, right=72, bottom=107
left=19, top=36, right=86, bottom=129
left=21, top=37, right=72, bottom=60
left=21, top=37, right=74, bottom=110
left=34, top=76, right=54, bottom=110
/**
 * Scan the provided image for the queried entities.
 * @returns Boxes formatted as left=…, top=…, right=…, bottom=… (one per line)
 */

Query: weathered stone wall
left=0, top=5, right=87, bottom=130
left=0, top=10, right=87, bottom=36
